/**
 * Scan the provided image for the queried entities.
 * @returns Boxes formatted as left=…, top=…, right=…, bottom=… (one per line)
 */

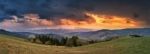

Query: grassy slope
left=79, top=36, right=150, bottom=54
left=0, top=34, right=86, bottom=54
left=0, top=34, right=150, bottom=54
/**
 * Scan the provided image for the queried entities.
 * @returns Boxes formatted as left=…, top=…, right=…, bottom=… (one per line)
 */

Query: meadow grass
left=0, top=34, right=150, bottom=54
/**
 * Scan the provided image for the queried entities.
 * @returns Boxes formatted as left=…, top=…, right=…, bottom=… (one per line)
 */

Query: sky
left=0, top=0, right=150, bottom=31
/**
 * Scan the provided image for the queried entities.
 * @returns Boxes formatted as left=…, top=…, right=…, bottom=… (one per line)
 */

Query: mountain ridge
left=1, top=28, right=150, bottom=40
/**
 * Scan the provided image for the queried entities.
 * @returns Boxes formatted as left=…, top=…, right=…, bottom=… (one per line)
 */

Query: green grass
left=0, top=34, right=150, bottom=54
left=78, top=36, right=150, bottom=54
left=0, top=34, right=87, bottom=54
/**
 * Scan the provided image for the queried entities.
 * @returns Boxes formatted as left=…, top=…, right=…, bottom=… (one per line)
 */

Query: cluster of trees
left=130, top=34, right=142, bottom=37
left=28, top=34, right=130, bottom=47
left=28, top=34, right=125, bottom=47
left=28, top=34, right=83, bottom=47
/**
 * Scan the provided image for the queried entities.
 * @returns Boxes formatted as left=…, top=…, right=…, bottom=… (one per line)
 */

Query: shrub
left=130, top=35, right=142, bottom=37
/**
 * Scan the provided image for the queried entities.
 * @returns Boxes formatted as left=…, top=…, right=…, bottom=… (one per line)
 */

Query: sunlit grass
left=0, top=34, right=150, bottom=54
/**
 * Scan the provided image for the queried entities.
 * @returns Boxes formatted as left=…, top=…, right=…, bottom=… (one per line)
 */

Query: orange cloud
left=0, top=13, right=144, bottom=31
left=58, top=12, right=143, bottom=30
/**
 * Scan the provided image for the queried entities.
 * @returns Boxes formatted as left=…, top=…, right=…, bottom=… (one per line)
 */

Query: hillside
left=1, top=28, right=150, bottom=41
left=0, top=34, right=85, bottom=54
left=0, top=34, right=150, bottom=54
left=79, top=36, right=150, bottom=54
left=66, top=28, right=150, bottom=40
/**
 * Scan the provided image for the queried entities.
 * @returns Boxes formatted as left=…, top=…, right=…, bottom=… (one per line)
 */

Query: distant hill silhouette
left=1, top=28, right=150, bottom=40
left=65, top=28, right=150, bottom=40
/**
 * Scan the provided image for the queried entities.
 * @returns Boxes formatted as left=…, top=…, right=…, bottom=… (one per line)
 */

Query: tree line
left=28, top=34, right=92, bottom=47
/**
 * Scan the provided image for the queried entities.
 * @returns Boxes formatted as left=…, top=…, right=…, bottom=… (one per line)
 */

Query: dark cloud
left=0, top=0, right=149, bottom=27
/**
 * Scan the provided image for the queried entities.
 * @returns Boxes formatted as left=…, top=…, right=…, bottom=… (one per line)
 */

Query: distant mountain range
left=0, top=29, right=34, bottom=38
left=0, top=28, right=150, bottom=40
left=27, top=29, right=93, bottom=34
left=65, top=28, right=150, bottom=40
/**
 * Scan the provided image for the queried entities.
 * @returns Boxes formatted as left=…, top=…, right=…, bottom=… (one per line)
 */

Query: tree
left=66, top=36, right=80, bottom=47
left=28, top=35, right=36, bottom=43
left=60, top=37, right=68, bottom=45
left=88, top=40, right=97, bottom=44
left=51, top=38, right=59, bottom=45
left=72, top=36, right=79, bottom=47
left=36, top=34, right=50, bottom=44
left=130, top=35, right=142, bottom=37
left=47, top=37, right=61, bottom=45
left=66, top=38, right=74, bottom=47
left=48, top=37, right=54, bottom=45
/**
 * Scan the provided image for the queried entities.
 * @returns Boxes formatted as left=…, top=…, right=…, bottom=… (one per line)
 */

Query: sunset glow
left=0, top=13, right=144, bottom=31
left=58, top=13, right=142, bottom=30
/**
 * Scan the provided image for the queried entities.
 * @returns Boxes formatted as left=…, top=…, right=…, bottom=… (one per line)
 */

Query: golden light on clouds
left=0, top=13, right=144, bottom=31
left=58, top=13, right=143, bottom=30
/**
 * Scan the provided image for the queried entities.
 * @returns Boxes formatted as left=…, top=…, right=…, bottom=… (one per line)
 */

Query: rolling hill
left=0, top=34, right=150, bottom=54
left=0, top=29, right=33, bottom=38
left=1, top=28, right=150, bottom=41
left=65, top=28, right=150, bottom=40
left=10, top=28, right=150, bottom=41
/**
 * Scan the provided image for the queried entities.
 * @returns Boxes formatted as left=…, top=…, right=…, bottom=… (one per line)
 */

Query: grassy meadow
left=0, top=34, right=150, bottom=54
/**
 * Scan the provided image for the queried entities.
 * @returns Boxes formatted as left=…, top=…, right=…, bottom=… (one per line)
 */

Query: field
left=0, top=34, right=150, bottom=54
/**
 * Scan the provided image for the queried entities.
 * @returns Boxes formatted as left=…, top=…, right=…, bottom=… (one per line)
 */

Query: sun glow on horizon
left=0, top=13, right=144, bottom=31
left=58, top=12, right=143, bottom=30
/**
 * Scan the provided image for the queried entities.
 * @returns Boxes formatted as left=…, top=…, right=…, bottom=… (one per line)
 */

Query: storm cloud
left=0, top=0, right=150, bottom=29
